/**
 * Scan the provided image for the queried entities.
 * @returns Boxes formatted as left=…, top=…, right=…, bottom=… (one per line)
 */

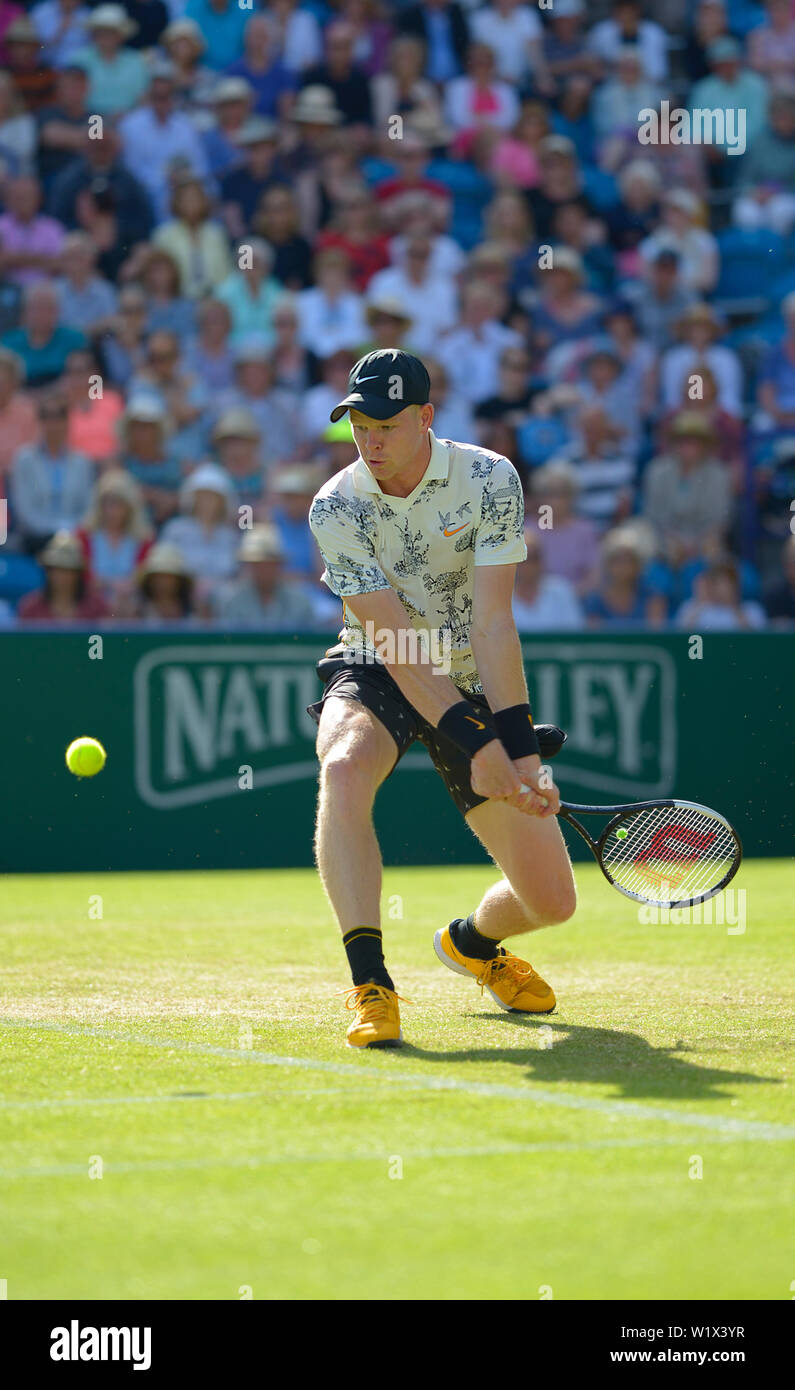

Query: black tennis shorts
left=306, top=646, right=490, bottom=816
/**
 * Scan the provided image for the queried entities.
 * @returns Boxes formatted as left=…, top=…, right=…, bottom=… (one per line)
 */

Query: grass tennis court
left=1, top=859, right=792, bottom=1301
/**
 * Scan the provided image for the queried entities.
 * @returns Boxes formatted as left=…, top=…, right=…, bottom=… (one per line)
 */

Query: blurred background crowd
left=0, top=0, right=794, bottom=632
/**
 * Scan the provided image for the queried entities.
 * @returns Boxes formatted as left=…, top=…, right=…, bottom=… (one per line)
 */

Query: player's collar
left=351, top=430, right=449, bottom=495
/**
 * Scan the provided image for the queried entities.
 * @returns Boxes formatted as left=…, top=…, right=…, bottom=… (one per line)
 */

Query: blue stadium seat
left=581, top=164, right=620, bottom=211
left=769, top=269, right=795, bottom=302
left=726, top=0, right=766, bottom=36
left=0, top=554, right=42, bottom=607
left=428, top=159, right=494, bottom=250
left=517, top=416, right=571, bottom=468
left=360, top=157, right=397, bottom=186
left=713, top=228, right=786, bottom=304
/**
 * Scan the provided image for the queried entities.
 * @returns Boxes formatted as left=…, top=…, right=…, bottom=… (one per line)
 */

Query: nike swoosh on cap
left=354, top=375, right=381, bottom=385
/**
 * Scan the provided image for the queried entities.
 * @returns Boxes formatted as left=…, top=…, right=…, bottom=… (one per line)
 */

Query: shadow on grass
left=398, top=1016, right=776, bottom=1102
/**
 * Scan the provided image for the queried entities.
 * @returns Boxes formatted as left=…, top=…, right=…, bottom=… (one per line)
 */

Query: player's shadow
left=399, top=1018, right=777, bottom=1102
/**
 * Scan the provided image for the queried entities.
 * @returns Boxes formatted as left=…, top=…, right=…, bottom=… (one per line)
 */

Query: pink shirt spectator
left=489, top=135, right=540, bottom=188
left=538, top=516, right=601, bottom=594
left=0, top=212, right=65, bottom=285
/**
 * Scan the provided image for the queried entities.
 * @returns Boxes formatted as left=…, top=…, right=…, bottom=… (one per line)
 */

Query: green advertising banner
left=2, top=631, right=792, bottom=873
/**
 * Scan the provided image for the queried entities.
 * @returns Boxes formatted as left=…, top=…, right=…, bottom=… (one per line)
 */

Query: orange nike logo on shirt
left=443, top=523, right=470, bottom=536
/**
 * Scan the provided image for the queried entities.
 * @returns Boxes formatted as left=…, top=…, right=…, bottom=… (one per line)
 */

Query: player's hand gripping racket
left=520, top=726, right=742, bottom=910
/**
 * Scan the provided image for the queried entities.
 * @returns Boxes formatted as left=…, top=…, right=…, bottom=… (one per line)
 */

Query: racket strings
left=602, top=803, right=737, bottom=905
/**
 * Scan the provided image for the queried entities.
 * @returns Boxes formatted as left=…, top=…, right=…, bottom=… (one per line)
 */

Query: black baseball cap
left=329, top=349, right=430, bottom=423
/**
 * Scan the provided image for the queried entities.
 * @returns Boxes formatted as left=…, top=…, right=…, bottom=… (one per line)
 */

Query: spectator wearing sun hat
left=160, top=18, right=217, bottom=109
left=17, top=529, right=109, bottom=623
left=76, top=468, right=153, bottom=610
left=211, top=522, right=325, bottom=630
left=642, top=411, right=733, bottom=565
left=73, top=5, right=148, bottom=116
left=160, top=462, right=241, bottom=594
left=211, top=406, right=265, bottom=509
left=134, top=541, right=197, bottom=627
left=660, top=302, right=743, bottom=417
left=270, top=462, right=327, bottom=586
left=118, top=396, right=182, bottom=526
left=202, top=76, right=254, bottom=178
left=216, top=334, right=304, bottom=469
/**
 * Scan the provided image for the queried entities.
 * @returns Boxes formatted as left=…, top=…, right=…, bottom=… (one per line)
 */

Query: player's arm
left=470, top=561, right=559, bottom=818
left=343, top=587, right=523, bottom=804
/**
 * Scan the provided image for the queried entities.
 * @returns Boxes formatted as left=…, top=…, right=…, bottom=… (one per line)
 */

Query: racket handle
left=519, top=782, right=550, bottom=806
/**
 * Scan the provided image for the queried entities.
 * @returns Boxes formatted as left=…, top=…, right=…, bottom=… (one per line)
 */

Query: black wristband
left=437, top=701, right=498, bottom=757
left=493, top=703, right=540, bottom=759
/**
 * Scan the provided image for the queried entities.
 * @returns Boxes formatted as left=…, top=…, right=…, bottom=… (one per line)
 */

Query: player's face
left=349, top=406, right=429, bottom=480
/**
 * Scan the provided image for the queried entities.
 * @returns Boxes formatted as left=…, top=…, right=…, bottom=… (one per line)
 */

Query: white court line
left=0, top=1088, right=363, bottom=1112
left=2, top=1016, right=792, bottom=1143
left=0, top=1136, right=734, bottom=1181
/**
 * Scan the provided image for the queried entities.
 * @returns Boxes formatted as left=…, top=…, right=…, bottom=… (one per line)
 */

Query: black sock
left=450, top=913, right=500, bottom=961
left=343, top=927, right=394, bottom=990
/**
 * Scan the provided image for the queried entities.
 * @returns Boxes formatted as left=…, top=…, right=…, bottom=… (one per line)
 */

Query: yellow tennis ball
left=65, top=737, right=106, bottom=778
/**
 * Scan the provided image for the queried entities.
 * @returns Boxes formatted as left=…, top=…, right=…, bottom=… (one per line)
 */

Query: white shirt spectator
left=674, top=598, right=766, bottom=631
left=273, top=6, right=323, bottom=72
left=513, top=574, right=584, bottom=630
left=118, top=106, right=210, bottom=223
left=437, top=321, right=523, bottom=403
left=302, top=381, right=342, bottom=442
left=366, top=265, right=458, bottom=355
left=444, top=76, right=520, bottom=133
left=160, top=515, right=240, bottom=582
left=587, top=17, right=669, bottom=82
left=388, top=233, right=466, bottom=282
left=431, top=390, right=476, bottom=444
left=639, top=227, right=719, bottom=294
left=296, top=288, right=366, bottom=356
left=470, top=3, right=543, bottom=84
left=660, top=344, right=744, bottom=417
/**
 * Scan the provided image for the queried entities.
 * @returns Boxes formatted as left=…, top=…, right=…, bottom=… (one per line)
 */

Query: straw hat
left=138, top=542, right=190, bottom=579
left=162, top=18, right=206, bottom=53
left=365, top=294, right=412, bottom=327
left=84, top=468, right=151, bottom=540
left=670, top=411, right=718, bottom=442
left=291, top=86, right=342, bottom=126
left=38, top=531, right=85, bottom=570
left=238, top=524, right=284, bottom=561
left=180, top=462, right=238, bottom=520
left=272, top=464, right=325, bottom=495
left=87, top=4, right=138, bottom=37
left=212, top=408, right=260, bottom=442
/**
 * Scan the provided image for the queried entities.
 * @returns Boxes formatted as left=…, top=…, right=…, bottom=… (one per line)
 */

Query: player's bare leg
left=466, top=800, right=577, bottom=936
left=314, top=696, right=405, bottom=1047
left=434, top=803, right=576, bottom=1014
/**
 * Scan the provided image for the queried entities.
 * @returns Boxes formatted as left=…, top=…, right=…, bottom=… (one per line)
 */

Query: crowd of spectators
left=0, top=0, right=793, bottom=633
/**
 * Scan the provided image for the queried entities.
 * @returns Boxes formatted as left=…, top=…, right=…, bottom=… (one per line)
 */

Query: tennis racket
left=522, top=790, right=742, bottom=910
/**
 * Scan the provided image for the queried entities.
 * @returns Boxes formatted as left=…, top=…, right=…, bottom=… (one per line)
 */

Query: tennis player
left=307, top=349, right=576, bottom=1048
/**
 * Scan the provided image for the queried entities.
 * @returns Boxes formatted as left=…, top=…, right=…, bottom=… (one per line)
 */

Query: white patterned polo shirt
left=308, top=429, right=527, bottom=694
